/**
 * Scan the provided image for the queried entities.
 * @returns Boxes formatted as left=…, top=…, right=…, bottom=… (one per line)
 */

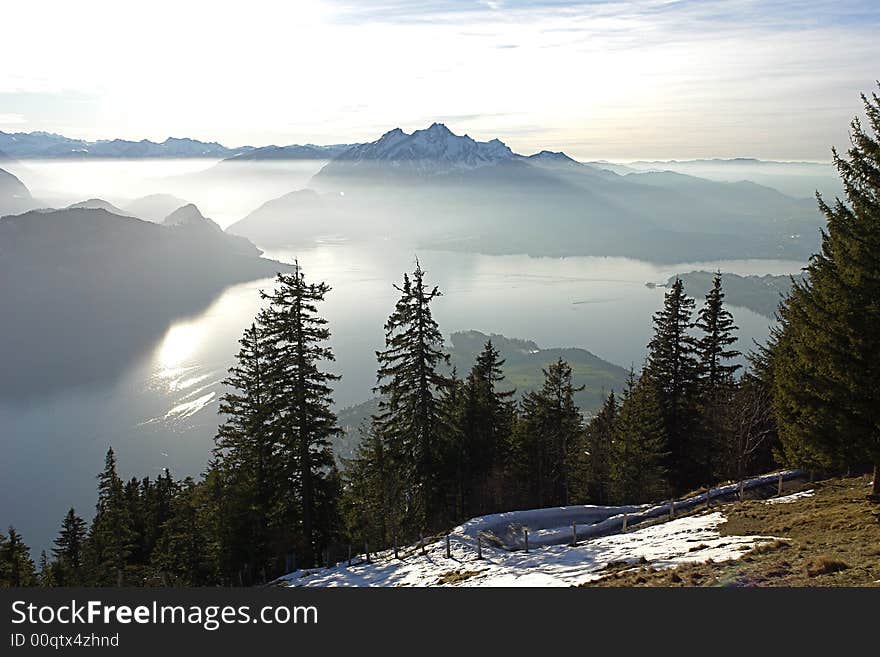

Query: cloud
left=0, top=113, right=26, bottom=125
left=0, top=1, right=877, bottom=158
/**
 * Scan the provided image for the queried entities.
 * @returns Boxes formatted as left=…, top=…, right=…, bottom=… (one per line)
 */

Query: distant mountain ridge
left=0, top=130, right=360, bottom=161
left=0, top=206, right=287, bottom=396
left=224, top=144, right=356, bottom=161
left=229, top=122, right=823, bottom=262
left=670, top=270, right=805, bottom=317
left=0, top=131, right=255, bottom=159
left=0, top=166, right=37, bottom=216
left=323, top=123, right=517, bottom=177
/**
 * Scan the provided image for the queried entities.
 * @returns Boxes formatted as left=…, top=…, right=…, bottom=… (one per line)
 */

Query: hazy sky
left=1, top=0, right=878, bottom=160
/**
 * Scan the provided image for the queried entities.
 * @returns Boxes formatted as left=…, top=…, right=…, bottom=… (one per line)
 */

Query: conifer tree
left=213, top=322, right=275, bottom=576
left=582, top=391, right=618, bottom=505
left=437, top=368, right=466, bottom=521
left=0, top=526, right=37, bottom=587
left=695, top=273, right=741, bottom=481
left=512, top=358, right=584, bottom=507
left=38, top=551, right=56, bottom=587
left=342, top=425, right=401, bottom=551
left=610, top=370, right=668, bottom=504
left=457, top=340, right=516, bottom=516
left=52, top=508, right=87, bottom=586
left=152, top=478, right=217, bottom=585
left=644, top=278, right=702, bottom=490
left=696, top=273, right=741, bottom=389
left=259, top=265, right=341, bottom=567
left=372, top=261, right=450, bottom=533
left=86, top=447, right=136, bottom=585
left=771, top=86, right=880, bottom=497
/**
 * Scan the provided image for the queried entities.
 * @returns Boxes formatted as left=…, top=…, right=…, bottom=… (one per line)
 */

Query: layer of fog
left=7, top=159, right=328, bottom=227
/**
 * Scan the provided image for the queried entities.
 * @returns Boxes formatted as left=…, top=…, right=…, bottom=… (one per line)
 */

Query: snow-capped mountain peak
left=332, top=123, right=517, bottom=175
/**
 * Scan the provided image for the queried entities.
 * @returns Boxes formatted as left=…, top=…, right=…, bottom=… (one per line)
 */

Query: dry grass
left=585, top=474, right=880, bottom=587
left=436, top=569, right=484, bottom=585
left=804, top=557, right=849, bottom=577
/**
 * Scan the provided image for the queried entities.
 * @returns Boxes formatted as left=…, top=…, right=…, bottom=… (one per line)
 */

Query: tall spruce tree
left=610, top=370, right=668, bottom=504
left=582, top=391, right=618, bottom=505
left=695, top=273, right=741, bottom=482
left=0, top=526, right=37, bottom=587
left=696, top=273, right=741, bottom=388
left=771, top=87, right=880, bottom=497
left=372, top=261, right=450, bottom=534
left=52, top=508, right=87, bottom=586
left=437, top=368, right=467, bottom=521
left=644, top=278, right=702, bottom=490
left=86, top=447, right=136, bottom=585
left=213, top=321, right=276, bottom=577
left=259, top=265, right=342, bottom=568
left=457, top=340, right=516, bottom=517
left=512, top=358, right=584, bottom=507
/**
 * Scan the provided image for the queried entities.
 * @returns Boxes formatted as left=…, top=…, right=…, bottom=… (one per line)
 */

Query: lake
left=0, top=242, right=803, bottom=554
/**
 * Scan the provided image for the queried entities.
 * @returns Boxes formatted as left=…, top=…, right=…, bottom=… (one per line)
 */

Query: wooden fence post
left=446, top=534, right=451, bottom=558
left=420, top=537, right=426, bottom=556
left=622, top=512, right=628, bottom=532
left=739, top=480, right=745, bottom=502
left=347, top=545, right=352, bottom=566
left=705, top=485, right=711, bottom=509
left=524, top=528, right=529, bottom=553
left=364, top=540, right=370, bottom=563
left=669, top=498, right=675, bottom=519
left=477, top=536, right=483, bottom=560
left=778, top=473, right=784, bottom=496
left=571, top=521, right=577, bottom=547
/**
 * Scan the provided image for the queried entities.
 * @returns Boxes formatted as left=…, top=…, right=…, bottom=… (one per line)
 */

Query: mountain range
left=603, top=157, right=841, bottom=199
left=0, top=204, right=285, bottom=396
left=228, top=123, right=823, bottom=262
left=223, top=144, right=355, bottom=161
left=0, top=132, right=255, bottom=159
left=0, top=131, right=358, bottom=161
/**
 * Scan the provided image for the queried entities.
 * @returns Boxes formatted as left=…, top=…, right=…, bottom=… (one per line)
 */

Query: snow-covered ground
left=281, top=512, right=778, bottom=587
left=279, top=470, right=800, bottom=587
left=764, top=490, right=814, bottom=504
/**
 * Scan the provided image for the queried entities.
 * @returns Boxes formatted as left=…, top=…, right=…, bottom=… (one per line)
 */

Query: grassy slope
left=587, top=474, right=880, bottom=587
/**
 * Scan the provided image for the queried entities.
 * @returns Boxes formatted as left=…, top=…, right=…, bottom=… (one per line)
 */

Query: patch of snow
left=283, top=512, right=775, bottom=588
left=280, top=470, right=801, bottom=587
left=764, top=490, right=815, bottom=504
left=460, top=469, right=801, bottom=550
left=334, top=123, right=516, bottom=175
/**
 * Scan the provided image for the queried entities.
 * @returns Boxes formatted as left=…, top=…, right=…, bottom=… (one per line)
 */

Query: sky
left=1, top=0, right=878, bottom=160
